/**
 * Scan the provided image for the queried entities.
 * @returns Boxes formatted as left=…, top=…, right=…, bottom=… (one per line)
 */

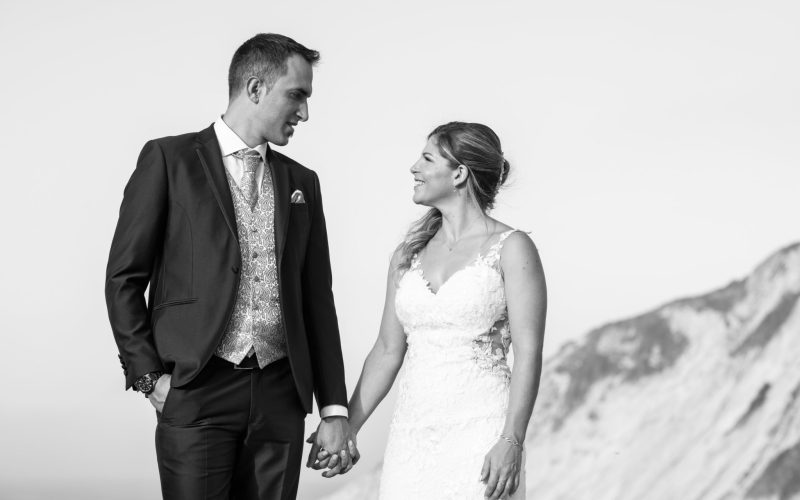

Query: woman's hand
left=480, top=438, right=522, bottom=499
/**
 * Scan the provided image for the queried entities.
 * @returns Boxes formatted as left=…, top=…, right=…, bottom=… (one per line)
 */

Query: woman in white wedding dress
left=320, top=122, right=546, bottom=499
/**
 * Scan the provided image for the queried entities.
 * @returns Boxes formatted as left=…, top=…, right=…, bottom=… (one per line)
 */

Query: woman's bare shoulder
left=499, top=228, right=540, bottom=265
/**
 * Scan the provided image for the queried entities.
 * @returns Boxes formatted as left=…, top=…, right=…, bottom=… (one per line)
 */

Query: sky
left=0, top=1, right=798, bottom=499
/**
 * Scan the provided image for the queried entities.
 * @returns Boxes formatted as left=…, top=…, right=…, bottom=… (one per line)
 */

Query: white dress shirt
left=214, top=117, right=268, bottom=191
left=213, top=117, right=348, bottom=420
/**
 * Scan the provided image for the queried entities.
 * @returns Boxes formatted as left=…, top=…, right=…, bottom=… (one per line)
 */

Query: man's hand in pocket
left=147, top=374, right=171, bottom=413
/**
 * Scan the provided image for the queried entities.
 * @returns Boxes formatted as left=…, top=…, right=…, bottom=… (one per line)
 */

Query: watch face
left=143, top=377, right=156, bottom=393
left=136, top=372, right=161, bottom=394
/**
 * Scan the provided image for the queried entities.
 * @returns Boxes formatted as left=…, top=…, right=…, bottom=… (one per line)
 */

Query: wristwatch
left=133, top=371, right=164, bottom=397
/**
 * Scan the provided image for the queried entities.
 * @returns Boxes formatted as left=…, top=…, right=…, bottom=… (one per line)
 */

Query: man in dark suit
left=105, top=33, right=355, bottom=499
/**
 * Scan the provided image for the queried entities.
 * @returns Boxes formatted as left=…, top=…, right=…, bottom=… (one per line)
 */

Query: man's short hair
left=228, top=33, right=320, bottom=99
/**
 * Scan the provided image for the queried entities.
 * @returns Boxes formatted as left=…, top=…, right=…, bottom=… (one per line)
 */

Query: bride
left=316, top=121, right=546, bottom=499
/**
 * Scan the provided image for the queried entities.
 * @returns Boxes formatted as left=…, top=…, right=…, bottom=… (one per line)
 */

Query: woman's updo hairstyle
left=429, top=121, right=510, bottom=210
left=395, top=122, right=511, bottom=273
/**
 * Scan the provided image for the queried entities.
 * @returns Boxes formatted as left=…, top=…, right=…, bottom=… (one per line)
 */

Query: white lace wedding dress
left=379, top=229, right=525, bottom=500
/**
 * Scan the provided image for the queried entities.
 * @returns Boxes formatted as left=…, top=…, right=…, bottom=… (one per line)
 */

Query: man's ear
left=245, top=77, right=263, bottom=104
left=454, top=164, right=470, bottom=188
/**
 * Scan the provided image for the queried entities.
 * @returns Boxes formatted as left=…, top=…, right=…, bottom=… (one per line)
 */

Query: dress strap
left=483, top=229, right=519, bottom=267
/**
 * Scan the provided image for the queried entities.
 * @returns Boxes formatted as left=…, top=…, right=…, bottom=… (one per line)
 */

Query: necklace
left=442, top=217, right=494, bottom=252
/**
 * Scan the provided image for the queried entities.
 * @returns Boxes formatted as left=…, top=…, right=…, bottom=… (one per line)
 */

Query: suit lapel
left=268, top=147, right=291, bottom=267
left=195, top=125, right=239, bottom=244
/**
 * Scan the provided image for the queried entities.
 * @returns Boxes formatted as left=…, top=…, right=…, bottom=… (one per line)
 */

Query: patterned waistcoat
left=214, top=167, right=287, bottom=367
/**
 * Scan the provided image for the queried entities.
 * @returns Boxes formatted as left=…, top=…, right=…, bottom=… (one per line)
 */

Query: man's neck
left=221, top=107, right=264, bottom=148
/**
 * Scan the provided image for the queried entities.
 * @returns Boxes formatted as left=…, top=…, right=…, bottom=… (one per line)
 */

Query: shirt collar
left=213, top=116, right=268, bottom=162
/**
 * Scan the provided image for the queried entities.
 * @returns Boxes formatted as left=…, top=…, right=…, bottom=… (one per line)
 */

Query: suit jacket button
left=231, top=266, right=240, bottom=274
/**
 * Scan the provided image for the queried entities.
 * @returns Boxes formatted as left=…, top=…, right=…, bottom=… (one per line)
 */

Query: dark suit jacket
left=105, top=124, right=347, bottom=413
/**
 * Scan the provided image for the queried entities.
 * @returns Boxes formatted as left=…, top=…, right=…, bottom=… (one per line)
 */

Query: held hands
left=305, top=417, right=360, bottom=478
left=147, top=373, right=171, bottom=413
left=480, top=437, right=522, bottom=499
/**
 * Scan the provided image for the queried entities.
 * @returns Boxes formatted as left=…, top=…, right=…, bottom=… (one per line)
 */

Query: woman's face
left=410, top=137, right=456, bottom=206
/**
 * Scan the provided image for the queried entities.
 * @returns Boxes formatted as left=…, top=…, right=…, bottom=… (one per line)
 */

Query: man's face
left=256, top=54, right=313, bottom=146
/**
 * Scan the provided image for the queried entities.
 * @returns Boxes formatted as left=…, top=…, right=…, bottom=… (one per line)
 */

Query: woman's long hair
left=395, top=122, right=511, bottom=273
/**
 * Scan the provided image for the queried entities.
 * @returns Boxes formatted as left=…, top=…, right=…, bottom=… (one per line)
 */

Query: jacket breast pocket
left=289, top=204, right=310, bottom=229
left=286, top=204, right=310, bottom=262
left=290, top=203, right=309, bottom=214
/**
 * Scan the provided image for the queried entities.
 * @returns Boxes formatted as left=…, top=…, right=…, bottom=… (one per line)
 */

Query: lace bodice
left=379, top=229, right=525, bottom=499
left=395, top=229, right=517, bottom=376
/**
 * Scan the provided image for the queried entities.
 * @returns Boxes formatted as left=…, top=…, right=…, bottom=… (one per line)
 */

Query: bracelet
left=499, top=434, right=523, bottom=449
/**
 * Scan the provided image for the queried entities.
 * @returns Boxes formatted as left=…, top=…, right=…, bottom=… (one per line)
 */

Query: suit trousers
left=155, top=356, right=305, bottom=500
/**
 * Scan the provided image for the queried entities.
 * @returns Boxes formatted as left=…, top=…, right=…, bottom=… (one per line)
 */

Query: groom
left=105, top=34, right=354, bottom=499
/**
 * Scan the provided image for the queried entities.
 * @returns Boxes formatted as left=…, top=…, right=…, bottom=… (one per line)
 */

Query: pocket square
left=290, top=189, right=306, bottom=204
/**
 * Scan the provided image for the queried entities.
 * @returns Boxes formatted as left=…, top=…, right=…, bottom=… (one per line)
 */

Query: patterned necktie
left=233, top=149, right=261, bottom=209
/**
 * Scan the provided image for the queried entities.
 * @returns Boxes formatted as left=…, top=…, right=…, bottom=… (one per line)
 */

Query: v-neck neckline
left=414, top=254, right=483, bottom=296
left=412, top=229, right=517, bottom=295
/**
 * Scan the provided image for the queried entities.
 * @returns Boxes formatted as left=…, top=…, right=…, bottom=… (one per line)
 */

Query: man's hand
left=305, top=417, right=360, bottom=477
left=146, top=373, right=171, bottom=413
left=309, top=431, right=360, bottom=475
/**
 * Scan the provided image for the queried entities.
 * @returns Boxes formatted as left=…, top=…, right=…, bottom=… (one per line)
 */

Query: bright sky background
left=1, top=1, right=798, bottom=499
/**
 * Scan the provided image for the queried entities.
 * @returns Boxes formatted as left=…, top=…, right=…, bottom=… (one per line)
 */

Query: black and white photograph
left=1, top=1, right=798, bottom=499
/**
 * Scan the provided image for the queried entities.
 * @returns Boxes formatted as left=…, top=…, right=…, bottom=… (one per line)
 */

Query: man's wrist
left=133, top=371, right=164, bottom=397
